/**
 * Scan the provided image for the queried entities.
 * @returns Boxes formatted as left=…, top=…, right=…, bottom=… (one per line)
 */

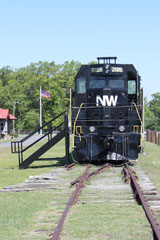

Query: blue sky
left=0, top=0, right=160, bottom=100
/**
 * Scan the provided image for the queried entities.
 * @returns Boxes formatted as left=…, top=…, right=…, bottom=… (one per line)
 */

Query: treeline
left=0, top=61, right=81, bottom=131
left=145, top=93, right=160, bottom=130
left=0, top=60, right=159, bottom=131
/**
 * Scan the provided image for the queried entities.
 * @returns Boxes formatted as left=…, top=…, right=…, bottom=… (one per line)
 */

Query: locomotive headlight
left=119, top=125, right=125, bottom=132
left=89, top=126, right=95, bottom=132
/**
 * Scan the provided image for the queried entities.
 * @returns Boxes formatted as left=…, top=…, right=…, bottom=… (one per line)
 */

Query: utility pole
left=40, top=86, right=42, bottom=135
left=13, top=101, right=19, bottom=133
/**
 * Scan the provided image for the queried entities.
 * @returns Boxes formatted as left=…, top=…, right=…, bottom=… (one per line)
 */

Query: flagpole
left=40, top=86, right=42, bottom=135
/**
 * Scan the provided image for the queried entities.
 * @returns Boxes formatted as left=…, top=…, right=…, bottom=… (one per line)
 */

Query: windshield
left=90, top=78, right=124, bottom=89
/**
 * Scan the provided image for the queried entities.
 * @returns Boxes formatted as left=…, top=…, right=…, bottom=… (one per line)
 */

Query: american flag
left=41, top=89, right=50, bottom=98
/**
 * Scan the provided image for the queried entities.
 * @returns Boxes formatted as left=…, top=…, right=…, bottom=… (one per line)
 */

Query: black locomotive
left=71, top=57, right=144, bottom=164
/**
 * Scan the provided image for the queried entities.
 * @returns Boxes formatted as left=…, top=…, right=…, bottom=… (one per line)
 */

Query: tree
left=0, top=60, right=81, bottom=132
left=145, top=93, right=160, bottom=130
left=17, top=110, right=39, bottom=131
left=149, top=92, right=160, bottom=117
left=144, top=97, right=157, bottom=130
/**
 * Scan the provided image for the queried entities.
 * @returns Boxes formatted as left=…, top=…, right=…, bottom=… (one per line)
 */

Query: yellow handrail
left=133, top=125, right=139, bottom=133
left=69, top=88, right=72, bottom=129
left=76, top=126, right=82, bottom=142
left=73, top=103, right=84, bottom=147
left=132, top=102, right=144, bottom=147
left=142, top=88, right=144, bottom=142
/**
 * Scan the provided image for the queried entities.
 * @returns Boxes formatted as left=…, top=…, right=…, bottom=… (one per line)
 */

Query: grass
left=0, top=191, right=54, bottom=240
left=0, top=138, right=66, bottom=188
left=0, top=139, right=160, bottom=239
left=0, top=137, right=89, bottom=240
left=0, top=139, right=14, bottom=143
left=62, top=204, right=151, bottom=240
left=61, top=141, right=160, bottom=240
left=61, top=167, right=152, bottom=240
left=0, top=138, right=72, bottom=240
left=138, top=141, right=160, bottom=193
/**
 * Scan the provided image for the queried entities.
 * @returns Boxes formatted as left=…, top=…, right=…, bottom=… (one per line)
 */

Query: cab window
left=90, top=79, right=105, bottom=88
left=90, top=78, right=124, bottom=89
left=77, top=77, right=86, bottom=94
left=109, top=79, right=124, bottom=88
left=128, top=80, right=136, bottom=94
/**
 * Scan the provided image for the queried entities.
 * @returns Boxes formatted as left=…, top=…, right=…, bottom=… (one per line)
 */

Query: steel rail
left=49, top=164, right=91, bottom=240
left=66, top=163, right=76, bottom=170
left=87, top=163, right=110, bottom=178
left=125, top=164, right=160, bottom=240
left=122, top=166, right=130, bottom=183
left=49, top=163, right=110, bottom=240
left=70, top=163, right=110, bottom=186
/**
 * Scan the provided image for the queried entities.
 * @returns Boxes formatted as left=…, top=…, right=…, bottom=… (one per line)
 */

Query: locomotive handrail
left=132, top=102, right=144, bottom=147
left=72, top=119, right=141, bottom=122
left=73, top=103, right=84, bottom=147
left=72, top=105, right=143, bottom=122
left=71, top=105, right=143, bottom=109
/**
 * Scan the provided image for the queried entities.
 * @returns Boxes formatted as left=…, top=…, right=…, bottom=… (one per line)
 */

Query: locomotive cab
left=71, top=57, right=144, bottom=164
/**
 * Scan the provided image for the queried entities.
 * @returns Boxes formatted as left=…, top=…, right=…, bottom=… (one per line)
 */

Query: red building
left=0, top=108, right=17, bottom=138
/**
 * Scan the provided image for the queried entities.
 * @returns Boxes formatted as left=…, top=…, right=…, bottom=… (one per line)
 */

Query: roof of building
left=9, top=114, right=17, bottom=120
left=0, top=108, right=17, bottom=120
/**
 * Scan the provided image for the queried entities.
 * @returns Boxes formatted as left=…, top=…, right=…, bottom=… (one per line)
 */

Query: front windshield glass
left=90, top=80, right=105, bottom=88
left=90, top=78, right=124, bottom=89
left=109, top=80, right=124, bottom=88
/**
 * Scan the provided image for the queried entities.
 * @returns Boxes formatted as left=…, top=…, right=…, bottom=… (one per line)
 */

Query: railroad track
left=49, top=163, right=160, bottom=240
left=1, top=162, right=160, bottom=239
left=124, top=164, right=160, bottom=240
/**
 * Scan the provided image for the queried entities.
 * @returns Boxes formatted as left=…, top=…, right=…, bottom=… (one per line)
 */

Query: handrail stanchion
left=17, top=142, right=20, bottom=167
left=65, top=114, right=70, bottom=166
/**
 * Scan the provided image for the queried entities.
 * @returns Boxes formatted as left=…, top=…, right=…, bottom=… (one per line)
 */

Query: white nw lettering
left=96, top=95, right=118, bottom=106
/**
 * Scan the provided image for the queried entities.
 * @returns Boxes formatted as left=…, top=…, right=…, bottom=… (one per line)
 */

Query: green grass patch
left=0, top=191, right=54, bottom=240
left=0, top=138, right=70, bottom=239
left=0, top=138, right=66, bottom=189
left=1, top=139, right=159, bottom=240
left=62, top=197, right=151, bottom=240
left=0, top=136, right=89, bottom=240
left=138, top=141, right=160, bottom=193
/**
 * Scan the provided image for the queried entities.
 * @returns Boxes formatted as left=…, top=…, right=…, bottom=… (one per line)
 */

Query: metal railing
left=71, top=105, right=143, bottom=121
left=11, top=110, right=67, bottom=167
